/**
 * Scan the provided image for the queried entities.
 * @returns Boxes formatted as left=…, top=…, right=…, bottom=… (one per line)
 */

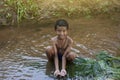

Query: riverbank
left=0, top=0, right=120, bottom=26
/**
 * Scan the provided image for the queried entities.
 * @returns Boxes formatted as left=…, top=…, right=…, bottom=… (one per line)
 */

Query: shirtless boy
left=46, top=19, right=78, bottom=77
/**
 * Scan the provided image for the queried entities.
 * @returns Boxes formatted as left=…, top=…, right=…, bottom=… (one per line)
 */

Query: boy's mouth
left=58, top=35, right=66, bottom=39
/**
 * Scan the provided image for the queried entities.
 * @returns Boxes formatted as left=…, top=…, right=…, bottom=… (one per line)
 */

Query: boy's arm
left=54, top=43, right=59, bottom=71
left=51, top=39, right=60, bottom=76
left=62, top=38, right=73, bottom=70
left=62, top=45, right=72, bottom=69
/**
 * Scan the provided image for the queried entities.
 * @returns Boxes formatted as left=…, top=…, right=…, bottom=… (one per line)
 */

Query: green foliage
left=96, top=51, right=120, bottom=68
left=16, top=0, right=39, bottom=23
left=71, top=51, right=120, bottom=80
left=3, top=0, right=39, bottom=24
left=0, top=0, right=120, bottom=25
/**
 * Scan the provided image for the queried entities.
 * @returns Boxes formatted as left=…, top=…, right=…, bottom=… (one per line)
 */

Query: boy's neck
left=57, top=36, right=67, bottom=40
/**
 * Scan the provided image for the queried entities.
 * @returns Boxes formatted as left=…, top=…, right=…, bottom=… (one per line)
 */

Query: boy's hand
left=54, top=70, right=60, bottom=77
left=60, top=69, right=67, bottom=77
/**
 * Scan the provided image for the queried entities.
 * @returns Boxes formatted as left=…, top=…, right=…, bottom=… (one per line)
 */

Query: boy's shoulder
left=51, top=36, right=57, bottom=42
left=67, top=36, right=73, bottom=43
left=67, top=36, right=72, bottom=40
left=50, top=36, right=73, bottom=43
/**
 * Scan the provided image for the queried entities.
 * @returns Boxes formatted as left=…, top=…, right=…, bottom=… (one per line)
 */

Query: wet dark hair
left=54, top=19, right=69, bottom=30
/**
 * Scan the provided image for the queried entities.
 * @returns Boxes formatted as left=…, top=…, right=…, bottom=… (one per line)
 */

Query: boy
left=46, top=19, right=78, bottom=77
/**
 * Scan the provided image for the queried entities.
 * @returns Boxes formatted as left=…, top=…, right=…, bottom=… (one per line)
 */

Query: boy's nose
left=60, top=32, right=64, bottom=35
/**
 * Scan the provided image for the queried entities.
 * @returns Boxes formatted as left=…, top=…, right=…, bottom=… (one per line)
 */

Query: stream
left=0, top=18, right=120, bottom=80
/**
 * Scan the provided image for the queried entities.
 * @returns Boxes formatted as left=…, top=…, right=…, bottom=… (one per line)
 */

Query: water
left=0, top=18, right=120, bottom=80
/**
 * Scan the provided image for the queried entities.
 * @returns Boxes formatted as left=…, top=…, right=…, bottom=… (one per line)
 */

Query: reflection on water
left=0, top=18, right=120, bottom=80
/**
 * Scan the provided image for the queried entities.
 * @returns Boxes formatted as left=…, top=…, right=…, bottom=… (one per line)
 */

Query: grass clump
left=69, top=51, right=120, bottom=80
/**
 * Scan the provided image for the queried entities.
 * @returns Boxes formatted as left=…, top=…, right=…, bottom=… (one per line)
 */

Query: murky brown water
left=0, top=17, right=120, bottom=80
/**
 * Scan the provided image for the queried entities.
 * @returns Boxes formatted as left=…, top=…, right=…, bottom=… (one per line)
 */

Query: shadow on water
left=0, top=17, right=120, bottom=80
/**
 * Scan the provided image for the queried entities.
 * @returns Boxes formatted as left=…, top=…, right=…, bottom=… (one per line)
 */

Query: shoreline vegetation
left=0, top=0, right=120, bottom=26
left=71, top=51, right=120, bottom=80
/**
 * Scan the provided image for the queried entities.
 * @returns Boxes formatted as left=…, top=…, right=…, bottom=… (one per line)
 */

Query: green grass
left=0, top=0, right=120, bottom=25
left=68, top=51, right=120, bottom=80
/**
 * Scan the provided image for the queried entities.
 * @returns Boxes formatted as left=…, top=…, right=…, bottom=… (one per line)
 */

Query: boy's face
left=56, top=26, right=68, bottom=39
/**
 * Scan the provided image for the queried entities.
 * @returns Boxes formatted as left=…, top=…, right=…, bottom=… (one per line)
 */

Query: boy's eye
left=57, top=30, right=61, bottom=32
left=63, top=30, right=66, bottom=32
left=56, top=29, right=66, bottom=33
